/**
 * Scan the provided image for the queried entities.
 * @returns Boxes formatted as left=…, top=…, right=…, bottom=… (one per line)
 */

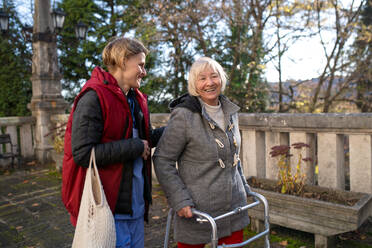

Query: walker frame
left=163, top=191, right=270, bottom=248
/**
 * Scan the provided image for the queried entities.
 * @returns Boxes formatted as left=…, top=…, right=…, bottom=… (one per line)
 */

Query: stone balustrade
left=8, top=112, right=370, bottom=248
left=3, top=112, right=372, bottom=196
left=151, top=113, right=372, bottom=194
left=0, top=116, right=36, bottom=167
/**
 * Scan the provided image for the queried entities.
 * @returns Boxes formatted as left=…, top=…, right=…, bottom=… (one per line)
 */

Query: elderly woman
left=153, top=57, right=251, bottom=247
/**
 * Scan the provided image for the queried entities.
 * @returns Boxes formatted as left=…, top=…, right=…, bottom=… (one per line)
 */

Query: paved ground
left=0, top=163, right=174, bottom=248
left=1, top=163, right=372, bottom=248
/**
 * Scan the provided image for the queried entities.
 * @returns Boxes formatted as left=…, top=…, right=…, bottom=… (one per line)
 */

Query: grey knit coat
left=153, top=94, right=250, bottom=244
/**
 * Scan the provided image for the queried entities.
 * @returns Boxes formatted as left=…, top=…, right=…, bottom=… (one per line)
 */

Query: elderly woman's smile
left=196, top=67, right=222, bottom=106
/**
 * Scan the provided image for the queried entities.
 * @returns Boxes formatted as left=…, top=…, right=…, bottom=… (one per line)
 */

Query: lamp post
left=28, top=0, right=68, bottom=163
left=51, top=7, right=66, bottom=33
left=2, top=0, right=87, bottom=163
left=75, top=20, right=88, bottom=40
left=0, top=9, right=9, bottom=33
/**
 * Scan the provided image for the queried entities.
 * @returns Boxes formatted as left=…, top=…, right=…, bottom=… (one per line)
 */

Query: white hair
left=188, top=57, right=227, bottom=96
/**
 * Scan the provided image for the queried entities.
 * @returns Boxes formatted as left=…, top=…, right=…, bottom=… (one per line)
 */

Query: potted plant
left=247, top=143, right=372, bottom=248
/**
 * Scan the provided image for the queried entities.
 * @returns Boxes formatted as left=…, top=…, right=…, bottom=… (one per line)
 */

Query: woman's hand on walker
left=177, top=206, right=193, bottom=218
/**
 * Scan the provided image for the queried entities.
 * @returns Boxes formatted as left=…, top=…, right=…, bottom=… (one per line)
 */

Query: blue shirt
left=115, top=95, right=145, bottom=220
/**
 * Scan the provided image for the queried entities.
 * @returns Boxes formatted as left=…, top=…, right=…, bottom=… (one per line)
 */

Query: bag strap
left=89, top=148, right=104, bottom=206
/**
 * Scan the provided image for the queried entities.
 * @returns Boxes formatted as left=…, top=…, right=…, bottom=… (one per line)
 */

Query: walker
left=163, top=191, right=270, bottom=248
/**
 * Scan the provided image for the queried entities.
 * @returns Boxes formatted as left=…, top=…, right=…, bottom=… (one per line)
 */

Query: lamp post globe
left=0, top=9, right=9, bottom=32
left=51, top=8, right=66, bottom=32
left=75, top=21, right=87, bottom=39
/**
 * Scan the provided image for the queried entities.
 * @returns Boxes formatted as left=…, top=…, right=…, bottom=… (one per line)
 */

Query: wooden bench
left=0, top=134, right=20, bottom=168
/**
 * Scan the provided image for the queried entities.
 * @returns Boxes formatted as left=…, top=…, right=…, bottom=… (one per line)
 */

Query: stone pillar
left=314, top=234, right=335, bottom=248
left=249, top=218, right=265, bottom=233
left=317, top=133, right=345, bottom=189
left=349, top=134, right=372, bottom=193
left=5, top=126, right=17, bottom=152
left=28, top=0, right=68, bottom=164
left=265, top=131, right=289, bottom=180
left=20, top=124, right=34, bottom=159
left=289, top=132, right=316, bottom=185
left=241, top=130, right=265, bottom=178
left=6, top=125, right=18, bottom=165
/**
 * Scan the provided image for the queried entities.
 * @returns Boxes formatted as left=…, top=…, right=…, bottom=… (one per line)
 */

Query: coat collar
left=169, top=93, right=240, bottom=117
left=169, top=93, right=201, bottom=113
left=218, top=95, right=240, bottom=116
left=90, top=66, right=118, bottom=86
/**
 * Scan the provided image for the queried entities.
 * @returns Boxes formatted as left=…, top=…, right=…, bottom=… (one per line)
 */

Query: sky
left=14, top=0, right=361, bottom=83
left=264, top=0, right=362, bottom=83
left=265, top=36, right=327, bottom=83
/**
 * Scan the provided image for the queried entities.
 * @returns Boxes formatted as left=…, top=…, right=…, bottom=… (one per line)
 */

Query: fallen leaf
left=152, top=216, right=160, bottom=220
left=279, top=240, right=288, bottom=246
left=32, top=203, right=39, bottom=207
left=23, top=180, right=29, bottom=184
left=360, top=234, right=367, bottom=240
left=16, top=226, right=23, bottom=230
left=303, top=192, right=313, bottom=198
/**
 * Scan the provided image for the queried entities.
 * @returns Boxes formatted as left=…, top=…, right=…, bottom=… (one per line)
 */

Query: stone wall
left=151, top=113, right=372, bottom=194
left=2, top=112, right=372, bottom=195
left=0, top=116, right=36, bottom=167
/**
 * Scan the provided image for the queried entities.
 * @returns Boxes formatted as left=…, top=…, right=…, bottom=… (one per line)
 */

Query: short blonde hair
left=188, top=57, right=227, bottom=96
left=102, top=37, right=149, bottom=71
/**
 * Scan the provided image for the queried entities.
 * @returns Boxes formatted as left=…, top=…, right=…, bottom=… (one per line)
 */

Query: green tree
left=58, top=0, right=104, bottom=104
left=218, top=0, right=270, bottom=112
left=352, top=0, right=372, bottom=112
left=58, top=0, right=157, bottom=105
left=0, top=2, right=32, bottom=117
left=139, top=0, right=215, bottom=112
left=129, top=0, right=170, bottom=113
left=141, top=0, right=270, bottom=113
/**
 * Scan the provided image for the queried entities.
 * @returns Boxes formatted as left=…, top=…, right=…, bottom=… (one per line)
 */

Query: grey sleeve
left=153, top=108, right=194, bottom=211
left=71, top=90, right=144, bottom=168
left=237, top=160, right=252, bottom=194
left=234, top=116, right=251, bottom=194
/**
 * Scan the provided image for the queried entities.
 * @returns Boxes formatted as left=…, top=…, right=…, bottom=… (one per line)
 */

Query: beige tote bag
left=72, top=148, right=116, bottom=248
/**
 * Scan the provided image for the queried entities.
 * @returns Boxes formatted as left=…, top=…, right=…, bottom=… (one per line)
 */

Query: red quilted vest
left=61, top=66, right=150, bottom=226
